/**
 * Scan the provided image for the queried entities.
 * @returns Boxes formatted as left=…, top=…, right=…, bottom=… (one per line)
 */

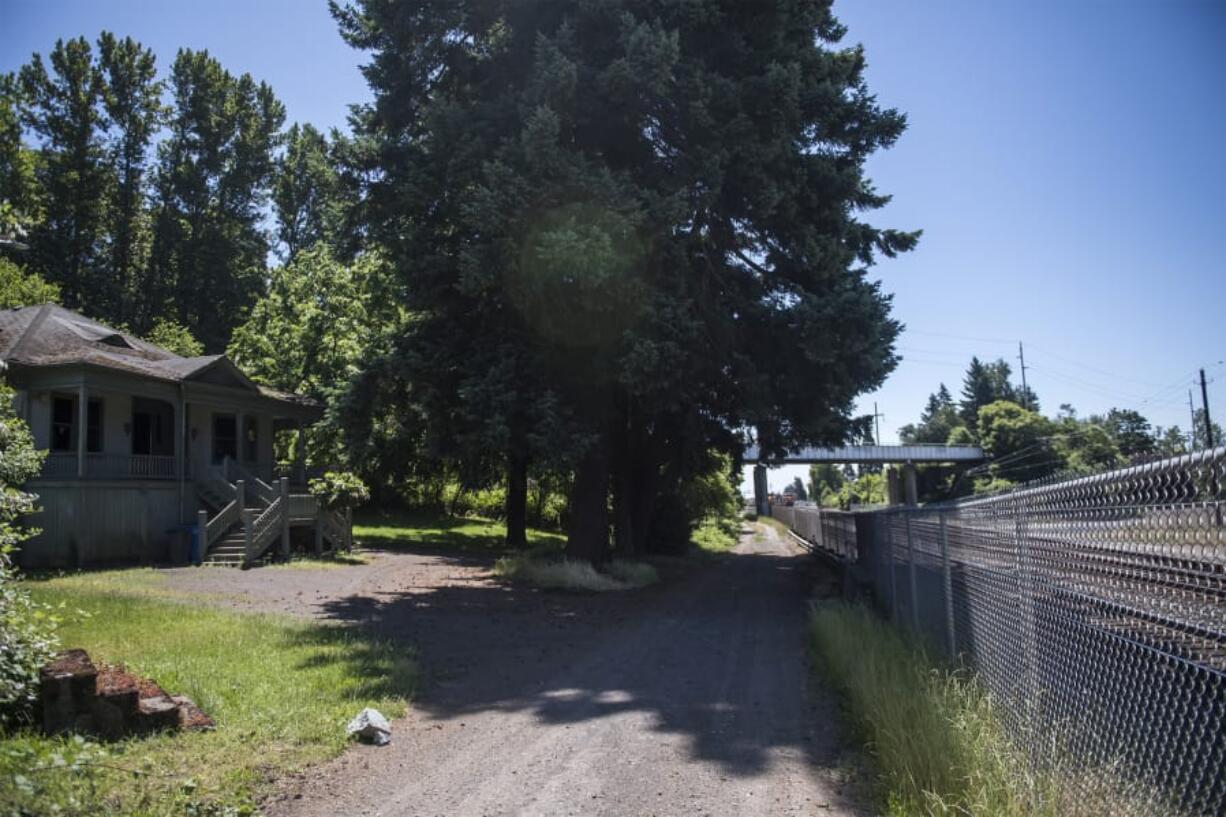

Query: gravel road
left=205, top=523, right=866, bottom=817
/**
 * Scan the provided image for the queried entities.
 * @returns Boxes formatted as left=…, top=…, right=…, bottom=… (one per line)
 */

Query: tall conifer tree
left=335, top=0, right=916, bottom=559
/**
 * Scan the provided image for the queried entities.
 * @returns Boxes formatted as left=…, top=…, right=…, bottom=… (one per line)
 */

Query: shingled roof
left=0, top=304, right=318, bottom=409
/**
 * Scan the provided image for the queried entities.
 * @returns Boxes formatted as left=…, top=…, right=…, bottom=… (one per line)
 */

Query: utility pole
left=1201, top=368, right=1215, bottom=449
left=872, top=402, right=884, bottom=445
left=1189, top=390, right=1198, bottom=451
left=1017, top=342, right=1030, bottom=409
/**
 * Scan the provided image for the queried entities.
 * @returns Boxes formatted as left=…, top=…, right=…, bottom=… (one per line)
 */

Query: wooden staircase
left=195, top=459, right=349, bottom=567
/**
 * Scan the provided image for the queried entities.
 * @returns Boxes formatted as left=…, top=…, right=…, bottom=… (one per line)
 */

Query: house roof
left=0, top=304, right=319, bottom=411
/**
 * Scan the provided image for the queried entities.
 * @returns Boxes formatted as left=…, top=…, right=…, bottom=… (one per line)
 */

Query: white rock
left=346, top=707, right=392, bottom=745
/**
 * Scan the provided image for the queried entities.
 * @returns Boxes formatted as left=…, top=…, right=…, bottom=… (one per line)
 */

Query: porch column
left=295, top=419, right=306, bottom=479
left=77, top=382, right=87, bottom=478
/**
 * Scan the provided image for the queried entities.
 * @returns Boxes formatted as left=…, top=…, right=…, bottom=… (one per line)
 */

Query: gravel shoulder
left=160, top=524, right=866, bottom=816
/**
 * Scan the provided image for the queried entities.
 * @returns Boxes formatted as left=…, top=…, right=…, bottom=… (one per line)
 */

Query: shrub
left=308, top=470, right=371, bottom=513
left=0, top=381, right=56, bottom=725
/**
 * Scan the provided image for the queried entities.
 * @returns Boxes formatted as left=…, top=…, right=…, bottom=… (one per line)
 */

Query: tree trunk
left=505, top=450, right=528, bottom=550
left=612, top=406, right=636, bottom=557
left=566, top=438, right=611, bottom=563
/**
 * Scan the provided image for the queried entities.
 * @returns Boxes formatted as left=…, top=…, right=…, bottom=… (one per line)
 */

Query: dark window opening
left=50, top=396, right=102, bottom=453
left=132, top=398, right=174, bottom=457
left=244, top=415, right=259, bottom=462
left=212, top=414, right=237, bottom=464
left=51, top=397, right=73, bottom=452
left=87, top=399, right=102, bottom=453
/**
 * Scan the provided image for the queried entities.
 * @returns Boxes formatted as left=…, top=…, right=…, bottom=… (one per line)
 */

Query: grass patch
left=353, top=509, right=564, bottom=555
left=810, top=601, right=1091, bottom=817
left=809, top=603, right=1163, bottom=816
left=25, top=567, right=223, bottom=603
left=756, top=514, right=791, bottom=536
left=1, top=579, right=415, bottom=816
left=493, top=555, right=658, bottom=592
left=267, top=551, right=372, bottom=569
left=691, top=516, right=740, bottom=553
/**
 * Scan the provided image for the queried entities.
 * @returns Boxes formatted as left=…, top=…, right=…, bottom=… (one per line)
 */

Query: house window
left=87, top=399, right=102, bottom=452
left=50, top=395, right=103, bottom=453
left=212, top=414, right=238, bottom=464
left=243, top=415, right=259, bottom=463
left=51, top=397, right=74, bottom=451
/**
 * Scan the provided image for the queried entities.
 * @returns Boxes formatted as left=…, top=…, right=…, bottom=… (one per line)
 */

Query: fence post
left=242, top=507, right=254, bottom=565
left=234, top=479, right=246, bottom=513
left=886, top=512, right=898, bottom=622
left=905, top=511, right=919, bottom=632
left=939, top=510, right=955, bottom=658
left=313, top=514, right=324, bottom=555
left=1011, top=494, right=1038, bottom=724
left=280, top=477, right=291, bottom=559
left=196, top=509, right=208, bottom=565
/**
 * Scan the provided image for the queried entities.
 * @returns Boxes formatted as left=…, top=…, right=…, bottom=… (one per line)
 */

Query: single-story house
left=1, top=303, right=348, bottom=568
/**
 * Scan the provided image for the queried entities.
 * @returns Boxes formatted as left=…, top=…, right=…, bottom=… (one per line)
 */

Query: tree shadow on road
left=313, top=546, right=861, bottom=804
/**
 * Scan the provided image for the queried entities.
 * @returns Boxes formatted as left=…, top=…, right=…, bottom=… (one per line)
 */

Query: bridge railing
left=770, top=447, right=1226, bottom=816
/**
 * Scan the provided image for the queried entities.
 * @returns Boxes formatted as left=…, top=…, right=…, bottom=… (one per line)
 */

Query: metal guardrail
left=772, top=448, right=1226, bottom=815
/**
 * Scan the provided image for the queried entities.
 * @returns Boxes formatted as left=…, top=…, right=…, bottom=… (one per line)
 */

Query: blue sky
left=4, top=1, right=1224, bottom=494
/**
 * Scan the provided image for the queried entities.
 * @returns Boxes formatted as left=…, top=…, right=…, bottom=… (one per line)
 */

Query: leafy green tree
left=17, top=37, right=109, bottom=312
left=1192, top=408, right=1223, bottom=451
left=1152, top=425, right=1189, bottom=457
left=145, top=49, right=284, bottom=351
left=0, top=257, right=60, bottom=308
left=335, top=0, right=915, bottom=561
left=809, top=463, right=845, bottom=506
left=144, top=316, right=202, bottom=356
left=97, top=33, right=163, bottom=324
left=0, top=380, right=55, bottom=724
left=1102, top=408, right=1154, bottom=460
left=229, top=246, right=393, bottom=464
left=977, top=400, right=1062, bottom=483
left=1054, top=416, right=1122, bottom=473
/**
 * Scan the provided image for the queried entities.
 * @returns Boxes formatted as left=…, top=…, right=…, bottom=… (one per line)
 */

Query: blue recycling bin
left=189, top=524, right=202, bottom=565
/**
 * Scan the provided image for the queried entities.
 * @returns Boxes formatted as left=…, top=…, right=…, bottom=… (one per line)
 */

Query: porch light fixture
left=123, top=422, right=131, bottom=436
left=190, top=427, right=199, bottom=441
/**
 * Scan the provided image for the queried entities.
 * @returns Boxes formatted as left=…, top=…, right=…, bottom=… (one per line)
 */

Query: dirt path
left=174, top=524, right=864, bottom=816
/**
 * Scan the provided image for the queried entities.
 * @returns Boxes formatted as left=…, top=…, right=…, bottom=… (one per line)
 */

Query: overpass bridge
left=746, top=443, right=986, bottom=514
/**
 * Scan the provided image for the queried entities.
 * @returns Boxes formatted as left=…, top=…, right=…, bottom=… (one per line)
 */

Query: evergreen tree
left=17, top=37, right=109, bottom=311
left=97, top=33, right=162, bottom=324
left=145, top=49, right=284, bottom=350
left=335, top=0, right=916, bottom=560
left=900, top=383, right=960, bottom=444
left=959, top=357, right=1020, bottom=429
left=789, top=476, right=807, bottom=502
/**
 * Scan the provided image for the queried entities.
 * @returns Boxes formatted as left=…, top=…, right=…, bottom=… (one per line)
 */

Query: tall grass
left=810, top=602, right=1115, bottom=817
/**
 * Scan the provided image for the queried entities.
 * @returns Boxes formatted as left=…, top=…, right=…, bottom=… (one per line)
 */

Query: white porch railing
left=41, top=452, right=179, bottom=480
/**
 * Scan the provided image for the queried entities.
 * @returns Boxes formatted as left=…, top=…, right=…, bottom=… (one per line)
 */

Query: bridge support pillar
left=902, top=462, right=919, bottom=506
left=886, top=466, right=903, bottom=506
left=753, top=464, right=769, bottom=517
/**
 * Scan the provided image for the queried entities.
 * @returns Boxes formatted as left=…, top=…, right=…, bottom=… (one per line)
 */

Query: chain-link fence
left=772, top=448, right=1226, bottom=816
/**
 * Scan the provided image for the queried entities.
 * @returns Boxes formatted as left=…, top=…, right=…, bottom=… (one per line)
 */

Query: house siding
left=20, top=481, right=186, bottom=568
